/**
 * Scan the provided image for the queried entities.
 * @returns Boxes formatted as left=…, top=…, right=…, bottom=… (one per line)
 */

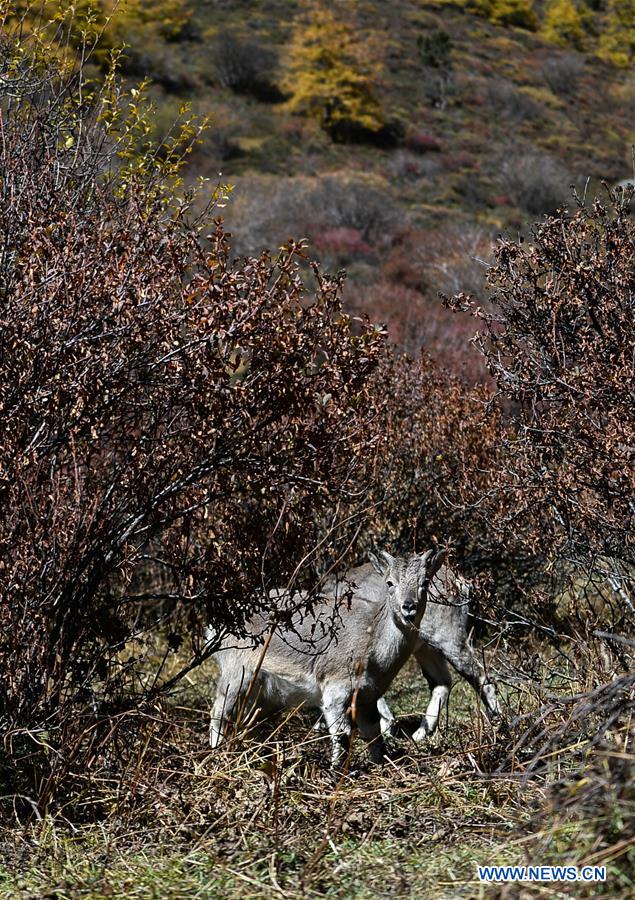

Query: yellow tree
left=466, top=0, right=537, bottom=30
left=542, top=0, right=586, bottom=49
left=598, top=0, right=635, bottom=66
left=106, top=0, right=192, bottom=42
left=490, top=0, right=538, bottom=30
left=282, top=2, right=384, bottom=140
left=4, top=1, right=193, bottom=62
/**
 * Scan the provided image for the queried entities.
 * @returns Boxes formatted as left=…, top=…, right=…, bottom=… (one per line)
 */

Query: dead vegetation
left=1, top=639, right=632, bottom=897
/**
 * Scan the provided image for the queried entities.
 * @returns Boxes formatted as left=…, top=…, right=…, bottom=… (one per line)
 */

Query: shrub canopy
left=0, top=32, right=386, bottom=744
left=450, top=192, right=635, bottom=583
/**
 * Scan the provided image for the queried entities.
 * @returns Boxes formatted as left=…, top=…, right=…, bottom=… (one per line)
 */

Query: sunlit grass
left=2, top=648, right=631, bottom=898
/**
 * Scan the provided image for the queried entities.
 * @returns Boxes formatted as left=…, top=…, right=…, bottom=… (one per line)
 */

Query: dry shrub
left=501, top=667, right=634, bottom=886
left=440, top=151, right=479, bottom=173
left=609, top=74, right=635, bottom=118
left=350, top=348, right=551, bottom=627
left=210, top=29, right=283, bottom=102
left=0, top=31, right=387, bottom=804
left=485, top=78, right=541, bottom=122
left=380, top=229, right=430, bottom=292
left=371, top=225, right=493, bottom=379
left=350, top=282, right=429, bottom=350
left=499, top=148, right=573, bottom=216
left=416, top=223, right=494, bottom=298
left=311, top=173, right=401, bottom=246
left=348, top=281, right=486, bottom=383
left=388, top=150, right=442, bottom=182
left=190, top=102, right=244, bottom=165
left=353, top=352, right=505, bottom=566
left=117, top=37, right=200, bottom=93
left=313, top=227, right=372, bottom=264
left=541, top=53, right=585, bottom=95
left=404, top=131, right=443, bottom=154
left=223, top=172, right=401, bottom=259
left=381, top=224, right=493, bottom=297
left=449, top=189, right=635, bottom=616
left=218, top=175, right=314, bottom=259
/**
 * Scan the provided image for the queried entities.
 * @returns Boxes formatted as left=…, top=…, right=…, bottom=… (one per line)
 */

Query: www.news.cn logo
left=478, top=865, right=607, bottom=883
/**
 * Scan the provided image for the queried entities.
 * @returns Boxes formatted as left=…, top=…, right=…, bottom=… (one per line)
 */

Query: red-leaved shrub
left=314, top=227, right=372, bottom=260
left=404, top=131, right=443, bottom=154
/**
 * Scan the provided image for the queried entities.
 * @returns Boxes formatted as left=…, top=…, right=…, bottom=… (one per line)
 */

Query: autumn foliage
left=0, top=7, right=633, bottom=822
left=0, top=36, right=388, bottom=783
left=449, top=190, right=635, bottom=591
left=282, top=1, right=392, bottom=143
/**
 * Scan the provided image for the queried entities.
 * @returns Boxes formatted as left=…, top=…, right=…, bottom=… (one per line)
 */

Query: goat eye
left=386, top=580, right=394, bottom=589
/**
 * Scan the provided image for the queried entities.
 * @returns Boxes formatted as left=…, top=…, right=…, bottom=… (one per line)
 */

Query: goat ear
left=368, top=551, right=384, bottom=575
left=369, top=550, right=395, bottom=575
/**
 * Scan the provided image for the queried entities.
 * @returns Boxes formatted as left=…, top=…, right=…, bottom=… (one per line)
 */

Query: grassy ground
left=1, top=649, right=632, bottom=898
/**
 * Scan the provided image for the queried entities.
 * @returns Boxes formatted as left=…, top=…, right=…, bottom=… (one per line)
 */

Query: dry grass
left=1, top=641, right=632, bottom=898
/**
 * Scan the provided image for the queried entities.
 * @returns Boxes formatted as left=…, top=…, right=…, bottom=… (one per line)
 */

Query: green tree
left=598, top=0, right=635, bottom=66
left=417, top=29, right=454, bottom=110
left=282, top=2, right=385, bottom=141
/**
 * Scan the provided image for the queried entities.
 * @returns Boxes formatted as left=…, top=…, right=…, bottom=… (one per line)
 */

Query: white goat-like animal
left=326, top=561, right=500, bottom=741
left=209, top=548, right=445, bottom=765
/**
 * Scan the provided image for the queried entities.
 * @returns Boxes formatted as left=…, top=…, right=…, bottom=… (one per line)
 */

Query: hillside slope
left=106, top=0, right=635, bottom=371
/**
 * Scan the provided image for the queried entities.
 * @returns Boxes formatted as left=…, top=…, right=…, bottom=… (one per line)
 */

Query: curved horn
left=420, top=547, right=445, bottom=579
